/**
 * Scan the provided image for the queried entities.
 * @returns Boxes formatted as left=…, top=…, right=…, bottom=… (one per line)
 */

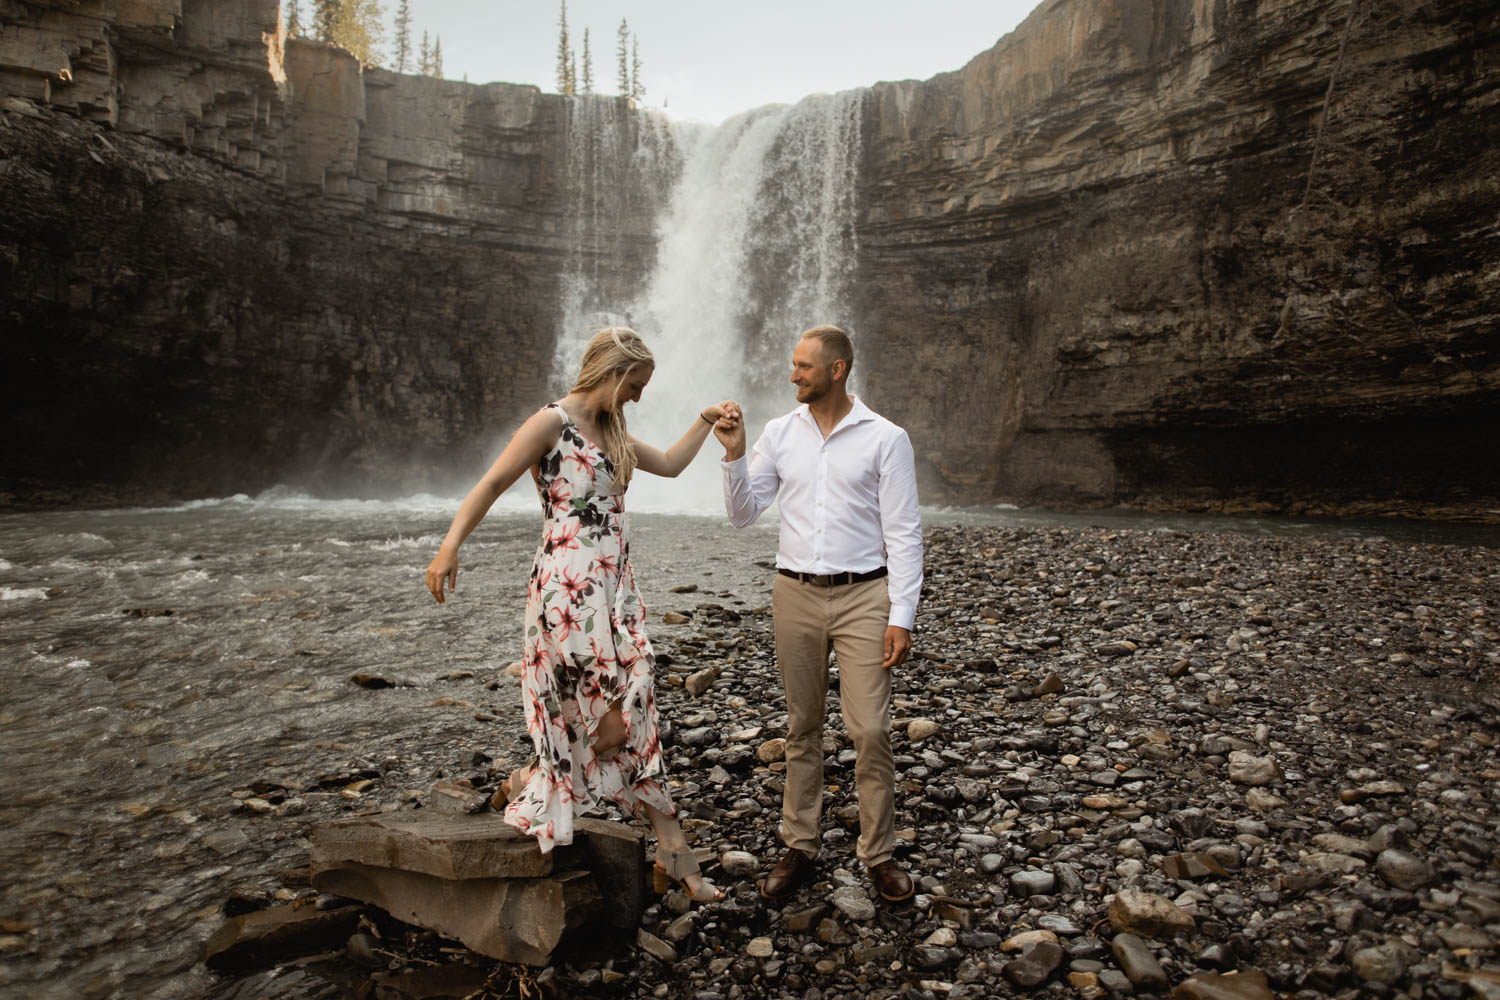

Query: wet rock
left=830, top=886, right=876, bottom=921
left=685, top=667, right=719, bottom=696
left=1169, top=969, right=1274, bottom=999
left=908, top=718, right=941, bottom=742
left=1002, top=929, right=1059, bottom=951
left=1226, top=752, right=1281, bottom=786
left=429, top=780, right=490, bottom=815
left=719, top=850, right=759, bottom=877
left=1010, top=869, right=1056, bottom=897
left=202, top=903, right=361, bottom=971
left=746, top=936, right=774, bottom=958
left=1160, top=853, right=1230, bottom=880
left=1111, top=932, right=1167, bottom=989
left=1002, top=940, right=1064, bottom=987
left=1350, top=940, right=1416, bottom=984
left=1109, top=889, right=1196, bottom=938
left=756, top=739, right=786, bottom=763
left=1376, top=848, right=1436, bottom=890
left=345, top=930, right=382, bottom=969
left=637, top=928, right=678, bottom=963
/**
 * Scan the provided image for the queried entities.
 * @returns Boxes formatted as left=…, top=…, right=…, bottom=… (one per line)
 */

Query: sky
left=380, top=0, right=1047, bottom=124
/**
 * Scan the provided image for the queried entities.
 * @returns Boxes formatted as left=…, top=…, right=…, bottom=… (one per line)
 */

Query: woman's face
left=609, top=364, right=653, bottom=411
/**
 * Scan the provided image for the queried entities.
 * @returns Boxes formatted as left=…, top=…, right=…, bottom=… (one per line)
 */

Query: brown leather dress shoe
left=760, top=848, right=815, bottom=901
left=869, top=859, right=914, bottom=901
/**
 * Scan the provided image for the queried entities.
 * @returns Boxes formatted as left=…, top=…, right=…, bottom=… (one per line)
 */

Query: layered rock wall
left=857, top=0, right=1500, bottom=515
left=1, top=0, right=657, bottom=502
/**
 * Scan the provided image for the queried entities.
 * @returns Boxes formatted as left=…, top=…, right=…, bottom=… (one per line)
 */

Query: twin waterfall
left=552, top=92, right=866, bottom=511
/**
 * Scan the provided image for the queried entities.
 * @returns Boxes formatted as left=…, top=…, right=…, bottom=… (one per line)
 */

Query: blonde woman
left=426, top=328, right=738, bottom=903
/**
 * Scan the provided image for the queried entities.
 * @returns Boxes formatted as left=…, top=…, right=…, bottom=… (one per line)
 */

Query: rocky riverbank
left=173, top=521, right=1500, bottom=1000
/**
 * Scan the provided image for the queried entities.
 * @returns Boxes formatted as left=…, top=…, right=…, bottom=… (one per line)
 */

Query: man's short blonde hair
left=799, top=325, right=853, bottom=378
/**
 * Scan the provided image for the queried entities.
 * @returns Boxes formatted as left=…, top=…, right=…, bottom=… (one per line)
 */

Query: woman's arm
left=632, top=402, right=739, bottom=479
left=425, top=407, right=564, bottom=603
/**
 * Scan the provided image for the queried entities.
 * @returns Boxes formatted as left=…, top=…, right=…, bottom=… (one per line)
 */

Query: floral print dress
left=503, top=404, right=674, bottom=852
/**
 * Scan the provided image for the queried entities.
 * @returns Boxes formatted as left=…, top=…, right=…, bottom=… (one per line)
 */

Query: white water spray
left=553, top=90, right=866, bottom=512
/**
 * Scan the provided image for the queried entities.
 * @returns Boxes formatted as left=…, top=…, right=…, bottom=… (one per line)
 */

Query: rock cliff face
left=0, top=0, right=657, bottom=503
left=2, top=0, right=1496, bottom=514
left=856, top=0, right=1500, bottom=515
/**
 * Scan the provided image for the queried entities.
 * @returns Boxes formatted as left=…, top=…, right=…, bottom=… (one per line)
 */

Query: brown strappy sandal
left=489, top=758, right=536, bottom=811
left=653, top=845, right=725, bottom=904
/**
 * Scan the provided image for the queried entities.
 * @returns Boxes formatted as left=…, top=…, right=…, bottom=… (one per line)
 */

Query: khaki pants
left=772, top=573, right=895, bottom=867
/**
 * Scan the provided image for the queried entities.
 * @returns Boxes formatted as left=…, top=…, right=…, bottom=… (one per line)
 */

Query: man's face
left=791, top=338, right=839, bottom=404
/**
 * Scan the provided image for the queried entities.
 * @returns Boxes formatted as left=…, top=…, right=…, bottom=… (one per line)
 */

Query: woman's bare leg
left=593, top=703, right=628, bottom=760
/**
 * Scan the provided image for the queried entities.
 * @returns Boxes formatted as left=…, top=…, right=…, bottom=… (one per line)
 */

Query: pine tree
left=285, top=0, right=302, bottom=36
left=431, top=35, right=443, bottom=79
left=314, top=0, right=338, bottom=41
left=630, top=36, right=644, bottom=101
left=310, top=0, right=385, bottom=65
left=616, top=18, right=629, bottom=96
left=331, top=0, right=386, bottom=66
left=581, top=28, right=593, bottom=94
left=555, top=0, right=573, bottom=94
left=393, top=0, right=411, bottom=72
left=418, top=30, right=431, bottom=75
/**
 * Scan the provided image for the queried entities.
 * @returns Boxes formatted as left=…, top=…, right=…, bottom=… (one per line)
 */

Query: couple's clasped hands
left=706, top=400, right=747, bottom=460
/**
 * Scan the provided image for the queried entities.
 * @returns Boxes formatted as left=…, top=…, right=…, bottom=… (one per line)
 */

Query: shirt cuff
left=721, top=454, right=749, bottom=476
left=888, top=604, right=916, bottom=632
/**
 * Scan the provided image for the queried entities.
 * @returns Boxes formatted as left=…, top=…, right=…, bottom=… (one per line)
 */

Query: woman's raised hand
left=701, top=400, right=741, bottom=429
left=426, top=546, right=460, bottom=604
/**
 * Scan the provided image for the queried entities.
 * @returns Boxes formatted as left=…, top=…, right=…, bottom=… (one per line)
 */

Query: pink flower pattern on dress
left=503, top=404, right=674, bottom=853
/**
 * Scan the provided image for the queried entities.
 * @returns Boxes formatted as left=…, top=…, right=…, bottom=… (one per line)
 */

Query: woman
left=425, top=327, right=738, bottom=903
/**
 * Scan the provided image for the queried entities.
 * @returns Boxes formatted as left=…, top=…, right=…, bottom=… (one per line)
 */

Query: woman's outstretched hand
left=426, top=547, right=459, bottom=603
left=700, top=400, right=741, bottom=428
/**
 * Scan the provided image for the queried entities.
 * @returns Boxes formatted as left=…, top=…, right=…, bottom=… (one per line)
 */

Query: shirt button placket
left=815, top=446, right=828, bottom=567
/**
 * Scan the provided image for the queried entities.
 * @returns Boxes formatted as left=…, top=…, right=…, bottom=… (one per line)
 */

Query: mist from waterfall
left=553, top=90, right=867, bottom=513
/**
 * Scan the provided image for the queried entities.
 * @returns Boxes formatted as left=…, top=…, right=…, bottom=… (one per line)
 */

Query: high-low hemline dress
left=502, top=404, right=675, bottom=852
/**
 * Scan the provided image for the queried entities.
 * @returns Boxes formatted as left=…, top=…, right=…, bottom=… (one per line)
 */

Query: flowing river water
left=1, top=486, right=1496, bottom=999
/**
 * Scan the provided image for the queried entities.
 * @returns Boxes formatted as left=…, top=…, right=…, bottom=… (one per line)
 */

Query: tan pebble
left=1001, top=929, right=1059, bottom=951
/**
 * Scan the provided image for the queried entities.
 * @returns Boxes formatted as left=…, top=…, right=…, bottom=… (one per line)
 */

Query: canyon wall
left=2, top=0, right=1497, bottom=515
left=857, top=0, right=1500, bottom=516
left=0, top=0, right=659, bottom=503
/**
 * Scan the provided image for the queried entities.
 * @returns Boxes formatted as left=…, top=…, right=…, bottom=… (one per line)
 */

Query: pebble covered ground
left=142, top=523, right=1500, bottom=997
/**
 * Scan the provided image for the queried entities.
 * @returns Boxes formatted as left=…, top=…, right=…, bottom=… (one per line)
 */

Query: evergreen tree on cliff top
left=616, top=18, right=629, bottom=96
left=430, top=35, right=443, bottom=79
left=285, top=0, right=302, bottom=36
left=312, top=0, right=386, bottom=66
left=393, top=0, right=411, bottom=73
left=418, top=30, right=431, bottom=75
left=556, top=0, right=575, bottom=94
left=630, top=36, right=644, bottom=102
left=581, top=28, right=593, bottom=94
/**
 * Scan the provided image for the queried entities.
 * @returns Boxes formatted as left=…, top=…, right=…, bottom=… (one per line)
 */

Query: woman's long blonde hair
left=571, top=327, right=654, bottom=488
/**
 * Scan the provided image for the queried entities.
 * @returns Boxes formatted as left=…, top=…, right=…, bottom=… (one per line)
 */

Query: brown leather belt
left=777, top=567, right=888, bottom=587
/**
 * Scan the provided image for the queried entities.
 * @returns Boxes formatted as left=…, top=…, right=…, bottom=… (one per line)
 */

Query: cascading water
left=552, top=90, right=867, bottom=512
left=551, top=95, right=691, bottom=389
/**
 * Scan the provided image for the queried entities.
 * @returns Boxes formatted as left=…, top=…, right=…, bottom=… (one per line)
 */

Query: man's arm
left=721, top=416, right=781, bottom=528
left=879, top=428, right=923, bottom=666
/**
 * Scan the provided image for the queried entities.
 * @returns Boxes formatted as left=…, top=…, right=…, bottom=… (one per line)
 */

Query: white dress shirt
left=722, top=395, right=923, bottom=631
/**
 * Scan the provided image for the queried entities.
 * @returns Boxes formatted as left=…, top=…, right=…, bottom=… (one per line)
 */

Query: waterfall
left=553, top=90, right=867, bottom=513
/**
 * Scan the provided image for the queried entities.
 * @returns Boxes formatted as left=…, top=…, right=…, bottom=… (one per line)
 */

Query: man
left=716, top=325, right=923, bottom=903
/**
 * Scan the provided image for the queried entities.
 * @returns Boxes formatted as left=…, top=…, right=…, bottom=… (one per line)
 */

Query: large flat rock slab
left=311, top=812, right=557, bottom=880
left=313, top=862, right=600, bottom=966
left=308, top=812, right=646, bottom=964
